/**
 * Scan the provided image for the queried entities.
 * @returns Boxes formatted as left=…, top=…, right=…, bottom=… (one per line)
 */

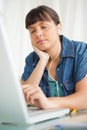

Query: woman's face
left=28, top=19, right=61, bottom=51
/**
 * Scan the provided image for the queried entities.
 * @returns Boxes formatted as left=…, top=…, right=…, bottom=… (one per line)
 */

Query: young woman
left=21, top=5, right=87, bottom=110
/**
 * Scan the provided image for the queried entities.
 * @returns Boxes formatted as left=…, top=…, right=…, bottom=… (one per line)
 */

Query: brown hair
left=25, top=5, right=60, bottom=29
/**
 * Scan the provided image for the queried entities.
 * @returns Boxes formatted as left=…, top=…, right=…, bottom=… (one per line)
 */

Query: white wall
left=1, top=0, right=87, bottom=77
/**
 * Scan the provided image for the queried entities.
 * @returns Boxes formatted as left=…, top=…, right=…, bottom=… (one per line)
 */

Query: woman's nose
left=36, top=30, right=43, bottom=37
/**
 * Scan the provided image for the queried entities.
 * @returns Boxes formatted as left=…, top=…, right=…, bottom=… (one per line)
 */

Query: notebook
left=0, top=23, right=70, bottom=125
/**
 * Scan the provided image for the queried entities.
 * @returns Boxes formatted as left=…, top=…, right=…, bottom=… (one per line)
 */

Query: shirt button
left=60, top=83, right=63, bottom=86
left=57, top=68, right=59, bottom=71
left=46, top=86, right=49, bottom=88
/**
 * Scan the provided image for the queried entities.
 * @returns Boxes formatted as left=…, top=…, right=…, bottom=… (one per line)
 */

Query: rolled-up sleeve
left=74, top=43, right=87, bottom=83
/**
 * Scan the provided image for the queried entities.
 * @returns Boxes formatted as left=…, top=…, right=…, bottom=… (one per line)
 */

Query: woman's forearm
left=21, top=59, right=47, bottom=85
left=47, top=91, right=87, bottom=110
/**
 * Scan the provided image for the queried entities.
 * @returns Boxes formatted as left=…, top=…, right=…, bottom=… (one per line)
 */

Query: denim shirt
left=21, top=35, right=87, bottom=97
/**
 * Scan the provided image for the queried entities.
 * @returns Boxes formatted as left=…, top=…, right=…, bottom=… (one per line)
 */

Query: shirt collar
left=61, top=35, right=75, bottom=58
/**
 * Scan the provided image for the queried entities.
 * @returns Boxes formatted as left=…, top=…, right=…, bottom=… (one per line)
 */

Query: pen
left=71, top=108, right=77, bottom=116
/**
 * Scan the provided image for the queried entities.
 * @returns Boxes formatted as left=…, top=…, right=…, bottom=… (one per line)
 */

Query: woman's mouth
left=37, top=39, right=46, bottom=45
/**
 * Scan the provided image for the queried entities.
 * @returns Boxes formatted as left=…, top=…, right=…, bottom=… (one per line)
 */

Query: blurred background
left=0, top=0, right=87, bottom=77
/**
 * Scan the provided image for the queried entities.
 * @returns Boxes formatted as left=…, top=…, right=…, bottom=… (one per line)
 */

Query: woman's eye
left=31, top=30, right=35, bottom=33
left=41, top=26, right=47, bottom=29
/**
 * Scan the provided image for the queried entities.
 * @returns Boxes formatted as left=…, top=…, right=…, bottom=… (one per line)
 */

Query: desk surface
left=0, top=109, right=87, bottom=130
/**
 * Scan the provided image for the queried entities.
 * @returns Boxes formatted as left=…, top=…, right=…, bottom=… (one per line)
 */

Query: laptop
left=0, top=23, right=70, bottom=125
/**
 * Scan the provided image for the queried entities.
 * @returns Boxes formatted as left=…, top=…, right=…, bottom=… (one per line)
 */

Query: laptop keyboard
left=27, top=107, right=63, bottom=116
left=28, top=107, right=42, bottom=112
left=27, top=107, right=50, bottom=115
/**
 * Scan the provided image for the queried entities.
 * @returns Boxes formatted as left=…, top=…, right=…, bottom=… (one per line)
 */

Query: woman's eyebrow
left=29, top=21, right=48, bottom=29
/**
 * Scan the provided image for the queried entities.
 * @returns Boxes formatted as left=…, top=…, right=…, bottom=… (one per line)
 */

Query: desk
left=0, top=109, right=87, bottom=130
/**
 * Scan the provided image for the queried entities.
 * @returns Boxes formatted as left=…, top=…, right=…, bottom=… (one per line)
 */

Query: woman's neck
left=47, top=39, right=61, bottom=61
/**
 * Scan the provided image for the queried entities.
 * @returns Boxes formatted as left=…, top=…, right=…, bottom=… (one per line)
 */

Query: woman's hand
left=33, top=46, right=50, bottom=64
left=22, top=84, right=54, bottom=109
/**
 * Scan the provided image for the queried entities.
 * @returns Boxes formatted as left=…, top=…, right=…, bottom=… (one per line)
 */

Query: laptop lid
left=0, top=22, right=29, bottom=124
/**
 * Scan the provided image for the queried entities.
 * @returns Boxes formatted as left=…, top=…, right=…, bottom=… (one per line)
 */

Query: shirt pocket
left=63, top=81, right=75, bottom=95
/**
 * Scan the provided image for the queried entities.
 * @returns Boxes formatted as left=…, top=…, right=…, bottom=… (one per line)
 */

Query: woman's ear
left=57, top=23, right=62, bottom=34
